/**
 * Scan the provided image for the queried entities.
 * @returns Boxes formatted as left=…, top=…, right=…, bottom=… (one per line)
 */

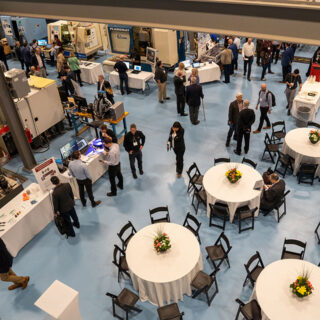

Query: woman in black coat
left=167, top=121, right=185, bottom=178
left=0, top=238, right=29, bottom=290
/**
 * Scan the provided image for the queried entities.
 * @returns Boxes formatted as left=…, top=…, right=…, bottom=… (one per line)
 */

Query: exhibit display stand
left=35, top=280, right=82, bottom=320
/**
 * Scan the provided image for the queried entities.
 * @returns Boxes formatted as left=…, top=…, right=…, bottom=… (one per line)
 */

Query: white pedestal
left=35, top=280, right=82, bottom=320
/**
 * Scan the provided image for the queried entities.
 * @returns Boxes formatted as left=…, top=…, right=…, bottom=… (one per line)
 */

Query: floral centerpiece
left=309, top=130, right=320, bottom=144
left=225, top=167, right=242, bottom=183
left=290, top=272, right=314, bottom=298
left=154, top=229, right=171, bottom=253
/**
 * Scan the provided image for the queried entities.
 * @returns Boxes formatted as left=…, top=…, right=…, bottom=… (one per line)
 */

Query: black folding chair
left=235, top=206, right=257, bottom=233
left=274, top=190, right=290, bottom=222
left=273, top=151, right=294, bottom=178
left=186, top=162, right=203, bottom=193
left=191, top=182, right=207, bottom=215
left=149, top=206, right=170, bottom=224
left=157, top=303, right=184, bottom=320
left=307, top=121, right=320, bottom=129
left=235, top=298, right=262, bottom=320
left=297, top=163, right=318, bottom=185
left=183, top=212, right=201, bottom=244
left=242, top=157, right=257, bottom=169
left=117, top=221, right=137, bottom=250
left=112, top=245, right=131, bottom=283
left=209, top=203, right=229, bottom=230
left=243, top=251, right=264, bottom=287
left=281, top=238, right=307, bottom=260
left=315, top=222, right=320, bottom=244
left=271, top=121, right=286, bottom=143
left=261, top=133, right=280, bottom=163
left=214, top=157, right=230, bottom=165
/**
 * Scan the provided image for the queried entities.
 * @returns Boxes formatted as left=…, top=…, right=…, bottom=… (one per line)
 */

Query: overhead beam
left=0, top=0, right=320, bottom=45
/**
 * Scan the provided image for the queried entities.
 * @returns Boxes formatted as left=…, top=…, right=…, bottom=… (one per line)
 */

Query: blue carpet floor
left=1, top=46, right=320, bottom=320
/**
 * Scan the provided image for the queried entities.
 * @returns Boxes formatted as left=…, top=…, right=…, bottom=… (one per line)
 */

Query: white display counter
left=0, top=183, right=53, bottom=257
left=79, top=61, right=104, bottom=84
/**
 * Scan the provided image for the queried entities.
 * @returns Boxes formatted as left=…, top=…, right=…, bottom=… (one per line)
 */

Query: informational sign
left=197, top=33, right=211, bottom=58
left=108, top=25, right=131, bottom=54
left=32, top=157, right=59, bottom=191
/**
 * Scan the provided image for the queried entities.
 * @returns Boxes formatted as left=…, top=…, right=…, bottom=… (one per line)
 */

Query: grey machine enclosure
left=5, top=68, right=30, bottom=99
left=109, top=101, right=125, bottom=121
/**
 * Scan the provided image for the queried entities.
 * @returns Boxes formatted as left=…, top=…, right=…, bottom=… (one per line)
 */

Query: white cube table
left=35, top=280, right=82, bottom=320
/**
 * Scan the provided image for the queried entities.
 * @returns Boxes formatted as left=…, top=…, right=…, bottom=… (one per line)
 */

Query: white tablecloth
left=282, top=128, right=320, bottom=176
left=79, top=62, right=104, bottom=84
left=35, top=280, right=82, bottom=320
left=291, top=79, right=320, bottom=121
left=0, top=183, right=53, bottom=257
left=126, top=222, right=203, bottom=306
left=253, top=260, right=320, bottom=320
left=175, top=62, right=221, bottom=86
left=203, top=163, right=263, bottom=222
left=109, top=70, right=154, bottom=91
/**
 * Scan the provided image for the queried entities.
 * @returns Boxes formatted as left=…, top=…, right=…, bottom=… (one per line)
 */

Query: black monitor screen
left=58, top=86, right=68, bottom=103
left=73, top=95, right=88, bottom=108
left=60, top=140, right=78, bottom=160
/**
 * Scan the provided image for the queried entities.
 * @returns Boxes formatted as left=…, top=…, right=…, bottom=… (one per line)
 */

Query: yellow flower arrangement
left=290, top=274, right=313, bottom=298
left=226, top=168, right=242, bottom=183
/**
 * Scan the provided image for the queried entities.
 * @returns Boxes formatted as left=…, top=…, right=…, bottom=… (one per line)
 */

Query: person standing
left=167, top=122, right=185, bottom=179
left=280, top=43, right=294, bottom=83
left=114, top=55, right=131, bottom=95
left=234, top=100, right=256, bottom=155
left=174, top=71, right=188, bottom=116
left=130, top=48, right=141, bottom=66
left=99, top=124, right=117, bottom=143
left=15, top=41, right=24, bottom=70
left=51, top=176, right=80, bottom=238
left=124, top=124, right=145, bottom=179
left=253, top=83, right=272, bottom=134
left=186, top=77, right=204, bottom=125
left=97, top=75, right=114, bottom=104
left=188, top=68, right=200, bottom=85
left=242, top=38, right=255, bottom=81
left=21, top=42, right=32, bottom=75
left=0, top=42, right=9, bottom=71
left=271, top=40, right=281, bottom=64
left=31, top=47, right=46, bottom=78
left=68, top=150, right=101, bottom=208
left=285, top=69, right=302, bottom=115
left=54, top=34, right=62, bottom=47
left=68, top=52, right=83, bottom=86
left=61, top=71, right=75, bottom=96
left=256, top=39, right=263, bottom=66
left=101, top=137, right=123, bottom=197
left=228, top=39, right=238, bottom=74
left=220, top=44, right=233, bottom=83
left=56, top=47, right=66, bottom=77
left=28, top=66, right=41, bottom=77
left=226, top=92, right=243, bottom=147
left=260, top=41, right=274, bottom=81
left=0, top=238, right=29, bottom=291
left=233, top=36, right=241, bottom=51
left=155, top=60, right=170, bottom=103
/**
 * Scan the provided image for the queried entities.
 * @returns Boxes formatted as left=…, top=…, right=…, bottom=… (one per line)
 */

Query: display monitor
left=124, top=61, right=130, bottom=69
left=73, top=95, right=88, bottom=109
left=181, top=60, right=191, bottom=68
left=134, top=65, right=141, bottom=71
left=192, top=62, right=201, bottom=68
left=58, top=86, right=68, bottom=103
left=77, top=139, right=88, bottom=151
left=146, top=47, right=158, bottom=64
left=60, top=140, right=78, bottom=160
left=38, top=39, right=47, bottom=46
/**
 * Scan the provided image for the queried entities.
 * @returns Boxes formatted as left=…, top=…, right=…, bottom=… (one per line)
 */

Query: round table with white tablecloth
left=253, top=260, right=320, bottom=320
left=282, top=128, right=320, bottom=176
left=125, top=222, right=203, bottom=306
left=203, top=163, right=263, bottom=222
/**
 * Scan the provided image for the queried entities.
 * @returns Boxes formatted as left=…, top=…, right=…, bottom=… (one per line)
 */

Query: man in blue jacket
left=21, top=42, right=32, bottom=75
left=186, top=77, right=204, bottom=125
left=280, top=44, right=294, bottom=83
left=228, top=39, right=238, bottom=74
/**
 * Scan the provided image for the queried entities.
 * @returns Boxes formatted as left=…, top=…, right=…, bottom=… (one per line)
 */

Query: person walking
left=68, top=150, right=101, bottom=207
left=15, top=41, right=24, bottom=70
left=285, top=69, right=302, bottom=115
left=228, top=38, right=238, bottom=74
left=260, top=41, right=274, bottom=81
left=220, top=44, right=233, bottom=83
left=186, top=77, right=204, bottom=125
left=124, top=123, right=145, bottom=179
left=167, top=122, right=185, bottom=179
left=256, top=39, right=263, bottom=66
left=253, top=83, right=272, bottom=134
left=68, top=52, right=83, bottom=86
left=174, top=70, right=188, bottom=116
left=0, top=238, right=29, bottom=291
left=114, top=55, right=131, bottom=95
left=155, top=61, right=170, bottom=103
left=226, top=92, right=243, bottom=147
left=31, top=47, right=47, bottom=78
left=280, top=43, right=294, bottom=83
left=101, top=137, right=123, bottom=197
left=51, top=176, right=80, bottom=238
left=242, top=38, right=255, bottom=81
left=234, top=100, right=256, bottom=155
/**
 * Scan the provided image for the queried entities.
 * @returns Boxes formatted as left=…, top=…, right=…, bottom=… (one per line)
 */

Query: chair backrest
left=209, top=202, right=229, bottom=216
left=183, top=212, right=201, bottom=233
left=307, top=121, right=320, bottom=129
left=117, top=221, right=136, bottom=246
left=315, top=222, right=320, bottom=243
left=113, top=244, right=124, bottom=268
left=283, top=238, right=307, bottom=258
left=264, top=132, right=272, bottom=145
left=272, top=121, right=285, bottom=132
left=214, top=157, right=230, bottom=165
left=242, top=157, right=257, bottom=169
left=216, top=231, right=232, bottom=252
left=186, top=162, right=201, bottom=180
left=299, top=163, right=318, bottom=174
left=149, top=206, right=169, bottom=223
left=245, top=251, right=264, bottom=274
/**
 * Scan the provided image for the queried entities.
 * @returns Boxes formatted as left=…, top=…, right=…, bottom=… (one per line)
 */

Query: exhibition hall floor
left=1, top=47, right=320, bottom=320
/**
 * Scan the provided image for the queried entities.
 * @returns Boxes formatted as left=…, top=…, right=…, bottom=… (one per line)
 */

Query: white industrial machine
left=47, top=20, right=106, bottom=57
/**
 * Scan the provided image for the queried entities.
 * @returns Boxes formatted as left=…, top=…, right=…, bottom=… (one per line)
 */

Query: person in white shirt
left=242, top=38, right=255, bottom=81
left=100, top=137, right=123, bottom=197
left=31, top=47, right=46, bottom=78
left=233, top=37, right=241, bottom=50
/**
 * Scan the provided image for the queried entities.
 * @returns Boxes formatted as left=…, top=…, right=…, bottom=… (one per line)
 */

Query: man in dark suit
left=0, top=239, right=29, bottom=290
left=51, top=176, right=80, bottom=238
left=260, top=173, right=285, bottom=211
left=226, top=92, right=243, bottom=147
left=97, top=75, right=114, bottom=104
left=61, top=71, right=75, bottom=96
left=185, top=77, right=204, bottom=125
left=114, top=55, right=131, bottom=95
left=234, top=100, right=255, bottom=155
left=173, top=71, right=188, bottom=116
left=21, top=42, right=32, bottom=75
